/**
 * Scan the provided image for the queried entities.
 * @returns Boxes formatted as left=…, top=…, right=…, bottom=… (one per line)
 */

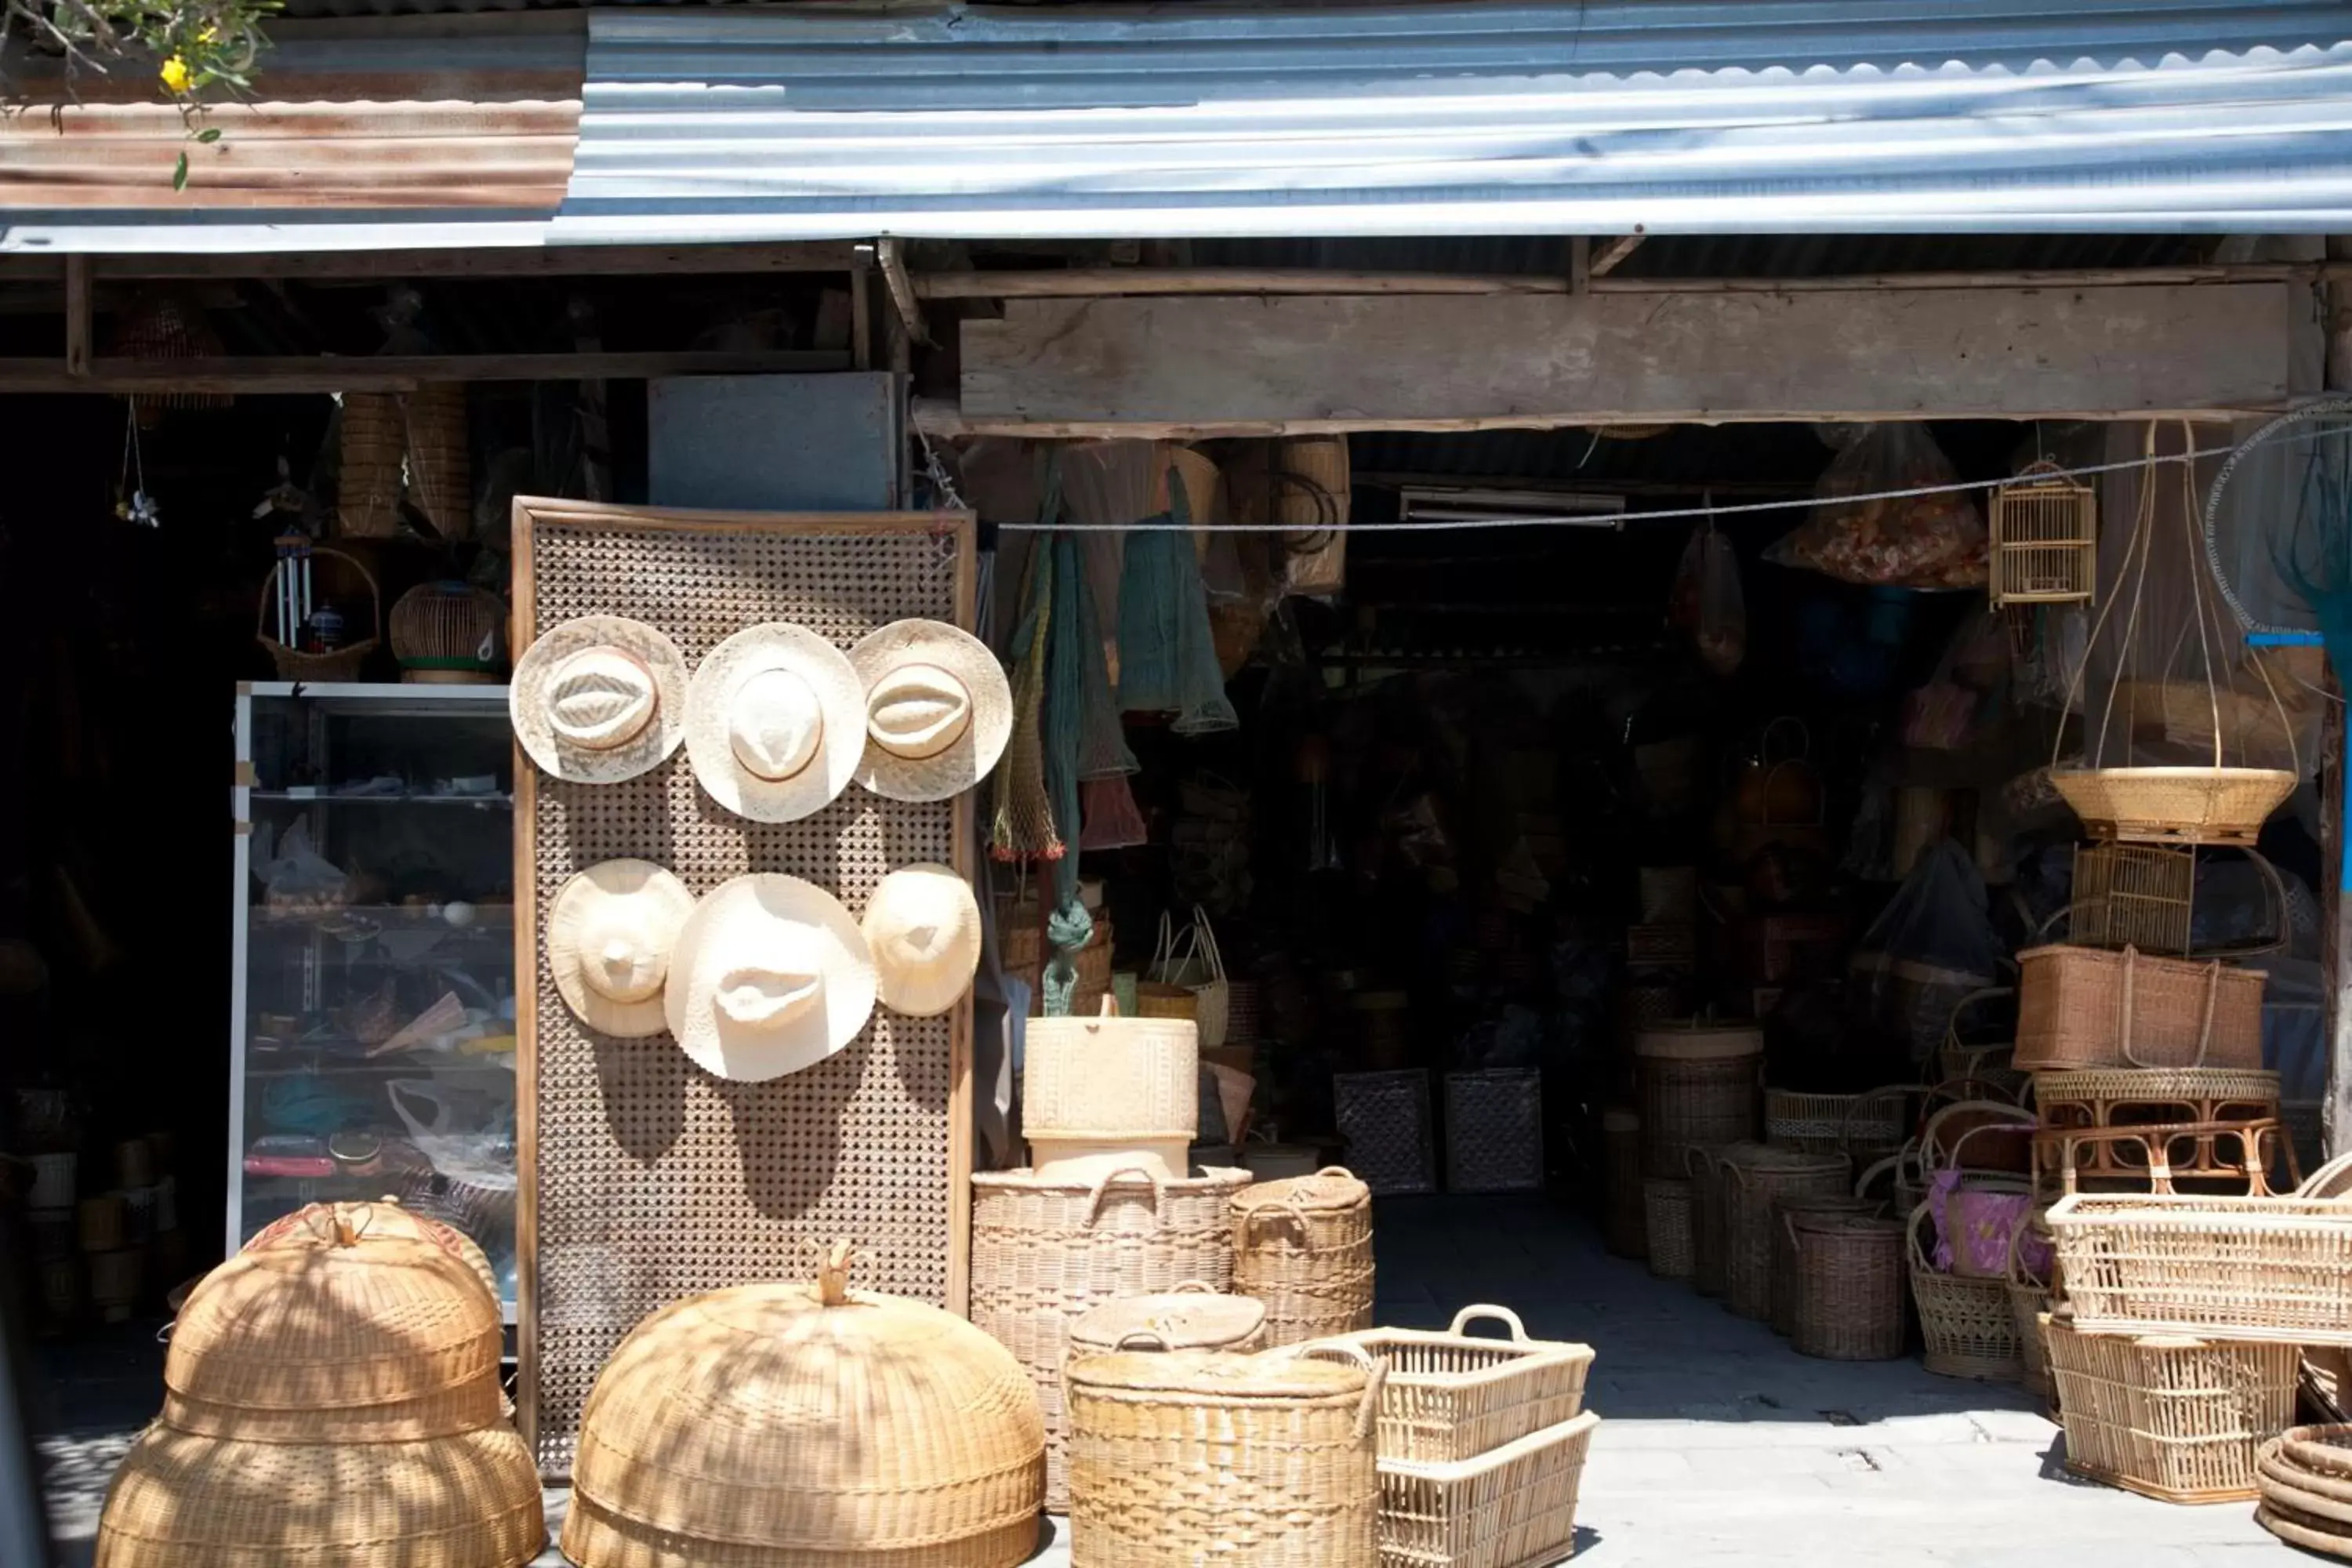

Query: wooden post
left=2325, top=235, right=2352, bottom=1159
left=63, top=256, right=89, bottom=378
left=1569, top=236, right=1592, bottom=298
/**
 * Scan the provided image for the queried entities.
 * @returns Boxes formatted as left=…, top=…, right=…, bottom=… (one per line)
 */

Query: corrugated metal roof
left=557, top=0, right=2352, bottom=240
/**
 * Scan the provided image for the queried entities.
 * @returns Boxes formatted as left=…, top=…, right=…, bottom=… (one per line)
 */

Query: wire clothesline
left=992, top=422, right=2352, bottom=534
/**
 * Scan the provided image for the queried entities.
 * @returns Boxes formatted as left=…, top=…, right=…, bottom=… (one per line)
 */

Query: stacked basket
left=1232, top=1166, right=1374, bottom=1348
left=94, top=1206, right=543, bottom=1568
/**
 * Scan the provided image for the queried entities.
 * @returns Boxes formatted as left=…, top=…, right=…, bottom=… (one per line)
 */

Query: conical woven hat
left=165, top=1231, right=501, bottom=1436
left=849, top=619, right=1012, bottom=803
left=510, top=615, right=688, bottom=784
left=564, top=1245, right=1044, bottom=1563
left=96, top=1424, right=544, bottom=1568
left=242, top=1198, right=499, bottom=1308
left=546, top=859, right=695, bottom=1037
left=684, top=622, right=866, bottom=822
left=862, top=863, right=982, bottom=1018
left=662, top=873, right=876, bottom=1082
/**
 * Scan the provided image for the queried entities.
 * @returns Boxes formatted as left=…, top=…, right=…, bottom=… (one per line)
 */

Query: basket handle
left=2114, top=948, right=2219, bottom=1069
left=2298, top=1151, right=2352, bottom=1200
left=1083, top=1164, right=1171, bottom=1230
left=1905, top=1200, right=1937, bottom=1273
left=255, top=546, right=383, bottom=644
left=2006, top=1215, right=2049, bottom=1290
left=1928, top=1110, right=2035, bottom=1174
left=1445, top=1304, right=1530, bottom=1342
left=1853, top=1152, right=1901, bottom=1201
left=1684, top=1145, right=1715, bottom=1183
left=1192, top=905, right=1227, bottom=985
left=1314, top=1166, right=1358, bottom=1181
left=1112, top=1330, right=1174, bottom=1353
left=1169, top=1279, right=1216, bottom=1295
left=1239, top=1192, right=1314, bottom=1242
left=1760, top=715, right=1811, bottom=766
left=1290, top=1342, right=1390, bottom=1443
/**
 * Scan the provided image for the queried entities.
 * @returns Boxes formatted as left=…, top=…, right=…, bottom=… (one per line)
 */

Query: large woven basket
left=1788, top=1212, right=1907, bottom=1362
left=1065, top=1344, right=1380, bottom=1568
left=1068, top=1283, right=1267, bottom=1359
left=1375, top=1411, right=1599, bottom=1568
left=1686, top=1142, right=1765, bottom=1299
left=2044, top=1315, right=2296, bottom=1504
left=1313, top=1305, right=1592, bottom=1465
left=1635, top=1022, right=1762, bottom=1178
left=1908, top=1203, right=2024, bottom=1381
left=1721, top=1146, right=1850, bottom=1322
left=563, top=1245, right=1045, bottom=1568
left=2052, top=766, right=2298, bottom=848
left=338, top=393, right=408, bottom=538
left=2014, top=945, right=2267, bottom=1071
left=401, top=384, right=472, bottom=540
left=1602, top=1107, right=1647, bottom=1258
left=972, top=1163, right=1250, bottom=1509
left=1769, top=1194, right=1875, bottom=1338
left=1643, top=1177, right=1695, bottom=1282
left=1231, top=1166, right=1374, bottom=1348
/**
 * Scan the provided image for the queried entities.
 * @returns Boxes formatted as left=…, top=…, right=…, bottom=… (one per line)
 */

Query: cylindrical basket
left=1635, top=1022, right=1762, bottom=1178
left=1722, top=1146, right=1851, bottom=1322
left=337, top=392, right=408, bottom=538
left=2013, top=945, right=2267, bottom=1071
left=1068, top=1284, right=1269, bottom=1360
left=389, top=581, right=506, bottom=683
left=1769, top=1194, right=1875, bottom=1338
left=1686, top=1142, right=1763, bottom=1299
left=1907, top=1203, right=2024, bottom=1381
left=1643, top=1177, right=1695, bottom=1283
left=1602, top=1107, right=1647, bottom=1259
left=1788, top=1213, right=1907, bottom=1362
left=1025, top=1003, right=1197, bottom=1181
left=401, top=384, right=472, bottom=541
left=1230, top=1167, right=1374, bottom=1348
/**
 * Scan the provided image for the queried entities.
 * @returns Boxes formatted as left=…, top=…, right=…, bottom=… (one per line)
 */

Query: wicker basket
left=1068, top=1284, right=1267, bottom=1360
left=2044, top=1315, right=2296, bottom=1504
left=971, top=1163, right=1250, bottom=1509
left=1602, top=1107, right=1646, bottom=1258
left=2007, top=1225, right=2054, bottom=1402
left=1643, top=1177, right=1696, bottom=1282
left=338, top=393, right=408, bottom=538
left=241, top=1200, right=499, bottom=1317
left=1635, top=1022, right=1762, bottom=1178
left=401, top=384, right=472, bottom=541
left=1908, top=1203, right=2024, bottom=1381
left=1769, top=1194, right=1875, bottom=1338
left=1312, top=1305, right=1592, bottom=1465
left=1628, top=921, right=1697, bottom=974
left=1024, top=1001, right=1198, bottom=1180
left=1065, top=1343, right=1380, bottom=1568
left=1374, top=1411, right=1599, bottom=1568
left=1686, top=1142, right=1764, bottom=1299
left=1763, top=1085, right=1908, bottom=1161
left=1444, top=1069, right=1544, bottom=1194
left=1231, top=1167, right=1374, bottom=1348
left=2044, top=1152, right=2352, bottom=1345
left=256, top=547, right=381, bottom=682
left=1788, top=1212, right=1907, bottom=1362
left=1721, top=1146, right=1851, bottom=1323
left=2013, top=944, right=2266, bottom=1071
left=389, top=581, right=505, bottom=683
left=1133, top=981, right=1198, bottom=1024
left=2257, top=1428, right=2352, bottom=1552
left=2052, top=767, right=2298, bottom=848
left=1335, top=1070, right=1437, bottom=1196
left=564, top=1245, right=1045, bottom=1568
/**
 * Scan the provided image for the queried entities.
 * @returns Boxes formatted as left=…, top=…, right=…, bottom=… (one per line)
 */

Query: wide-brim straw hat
left=848, top=619, right=1012, bottom=803
left=547, top=859, right=696, bottom=1038
left=663, top=873, right=876, bottom=1082
left=862, top=863, right=982, bottom=1018
left=510, top=615, right=688, bottom=785
left=684, top=623, right=866, bottom=822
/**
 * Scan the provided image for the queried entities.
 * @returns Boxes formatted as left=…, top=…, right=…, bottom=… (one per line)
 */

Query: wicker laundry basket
left=1312, top=1305, right=1592, bottom=1465
left=1231, top=1166, right=1374, bottom=1348
left=1769, top=1194, right=1875, bottom=1338
left=1602, top=1107, right=1646, bottom=1258
left=2045, top=1316, right=2296, bottom=1504
left=1721, top=1145, right=1850, bottom=1322
left=1686, top=1142, right=1764, bottom=1299
left=1643, top=1177, right=1696, bottom=1282
left=1635, top=1022, right=1762, bottom=1178
left=1788, top=1212, right=1907, bottom=1362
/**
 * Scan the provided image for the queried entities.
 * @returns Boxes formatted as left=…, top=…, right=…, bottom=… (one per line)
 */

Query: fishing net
left=1080, top=777, right=1149, bottom=851
left=988, top=492, right=1065, bottom=865
left=1038, top=533, right=1098, bottom=1014
left=1116, top=471, right=1237, bottom=734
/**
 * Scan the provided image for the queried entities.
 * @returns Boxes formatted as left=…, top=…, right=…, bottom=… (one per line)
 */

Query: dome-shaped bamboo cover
left=94, top=1423, right=543, bottom=1568
left=164, top=1232, right=503, bottom=1441
left=245, top=1200, right=501, bottom=1307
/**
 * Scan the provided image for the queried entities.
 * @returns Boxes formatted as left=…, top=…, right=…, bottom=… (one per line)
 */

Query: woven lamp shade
left=562, top=1246, right=1046, bottom=1568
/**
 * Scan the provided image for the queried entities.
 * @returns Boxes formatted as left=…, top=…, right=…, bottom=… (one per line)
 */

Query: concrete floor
left=32, top=1196, right=2288, bottom=1567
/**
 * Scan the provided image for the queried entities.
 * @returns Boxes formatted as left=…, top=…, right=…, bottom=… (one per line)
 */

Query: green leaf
left=172, top=152, right=189, bottom=191
left=196, top=127, right=222, bottom=143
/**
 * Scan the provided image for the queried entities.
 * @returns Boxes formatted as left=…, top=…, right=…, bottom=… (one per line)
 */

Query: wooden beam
left=876, top=237, right=931, bottom=347
left=953, top=285, right=2297, bottom=433
left=63, top=256, right=89, bottom=378
left=1590, top=234, right=1646, bottom=278
left=0, top=349, right=852, bottom=394
left=0, top=243, right=860, bottom=284
left=2326, top=234, right=2352, bottom=1162
left=1569, top=237, right=1592, bottom=298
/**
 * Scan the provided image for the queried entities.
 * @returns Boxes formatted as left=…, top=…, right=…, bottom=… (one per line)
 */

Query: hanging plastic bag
left=1668, top=520, right=1745, bottom=673
left=1769, top=425, right=1987, bottom=589
left=1847, top=840, right=2005, bottom=1063
left=1900, top=610, right=2009, bottom=750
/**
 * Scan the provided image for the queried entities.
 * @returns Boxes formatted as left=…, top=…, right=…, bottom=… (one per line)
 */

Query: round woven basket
left=1602, top=1107, right=1648, bottom=1259
left=1230, top=1166, right=1373, bottom=1348
left=1065, top=1344, right=1380, bottom=1568
left=2052, top=767, right=2299, bottom=848
left=390, top=581, right=506, bottom=683
left=1643, top=1177, right=1696, bottom=1282
left=1069, top=1283, right=1267, bottom=1359
left=1636, top=1022, right=1763, bottom=1178
left=1721, top=1147, right=1850, bottom=1322
left=256, top=547, right=382, bottom=682
left=1769, top=1194, right=1875, bottom=1338
left=563, top=1243, right=1045, bottom=1568
left=1788, top=1213, right=1907, bottom=1361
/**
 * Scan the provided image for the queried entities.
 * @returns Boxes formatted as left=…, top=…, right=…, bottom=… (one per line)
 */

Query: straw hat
left=684, top=623, right=866, bottom=822
left=848, top=619, right=1013, bottom=803
left=663, top=873, right=877, bottom=1082
left=862, top=864, right=982, bottom=1018
left=510, top=615, right=688, bottom=784
left=547, top=860, right=695, bottom=1038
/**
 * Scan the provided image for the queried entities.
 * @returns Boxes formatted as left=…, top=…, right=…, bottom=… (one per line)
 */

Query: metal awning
left=555, top=0, right=2352, bottom=240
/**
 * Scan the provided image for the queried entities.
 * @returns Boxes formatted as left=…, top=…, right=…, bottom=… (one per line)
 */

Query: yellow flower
left=159, top=56, right=191, bottom=93
left=198, top=26, right=218, bottom=43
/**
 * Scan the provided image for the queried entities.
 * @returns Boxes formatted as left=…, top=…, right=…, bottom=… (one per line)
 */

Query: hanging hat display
left=684, top=623, right=866, bottom=822
left=663, top=873, right=877, bottom=1082
left=849, top=619, right=1014, bottom=804
left=546, top=860, right=696, bottom=1038
left=862, top=864, right=983, bottom=1018
left=509, top=615, right=688, bottom=785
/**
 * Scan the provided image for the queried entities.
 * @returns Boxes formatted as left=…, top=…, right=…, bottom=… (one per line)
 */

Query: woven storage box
left=1315, top=1305, right=1592, bottom=1465
left=971, top=1164, right=1250, bottom=1510
left=1908, top=1203, right=2024, bottom=1381
left=1068, top=1284, right=1268, bottom=1359
left=1788, top=1212, right=1906, bottom=1361
left=1065, top=1345, right=1380, bottom=1568
left=1445, top=1069, right=1544, bottom=1194
left=2052, top=767, right=2297, bottom=848
left=2014, top=945, right=2266, bottom=1071
left=1232, top=1167, right=1374, bottom=1348
left=1643, top=1177, right=1695, bottom=1282
left=1335, top=1069, right=1436, bottom=1196
left=1635, top=1022, right=1762, bottom=1178
left=1769, top=1194, right=1875, bottom=1338
left=1375, top=1410, right=1599, bottom=1568
left=2043, top=1316, right=2296, bottom=1504
left=563, top=1247, right=1046, bottom=1568
left=1721, top=1146, right=1850, bottom=1323
left=1601, top=1108, right=1646, bottom=1258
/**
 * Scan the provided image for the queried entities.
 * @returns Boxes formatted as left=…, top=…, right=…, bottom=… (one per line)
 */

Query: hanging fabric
left=1116, top=469, right=1238, bottom=734
left=989, top=468, right=1065, bottom=865
left=1039, top=530, right=1095, bottom=1014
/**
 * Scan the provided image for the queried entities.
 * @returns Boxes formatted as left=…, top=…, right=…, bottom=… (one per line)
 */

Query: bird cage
left=2069, top=842, right=2194, bottom=955
left=1989, top=461, right=2097, bottom=608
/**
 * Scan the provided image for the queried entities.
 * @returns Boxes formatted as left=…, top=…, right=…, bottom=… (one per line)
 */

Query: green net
left=987, top=477, right=1065, bottom=865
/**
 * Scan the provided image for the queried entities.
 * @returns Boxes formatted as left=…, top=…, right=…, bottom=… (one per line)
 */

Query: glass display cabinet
left=227, top=681, right=517, bottom=1319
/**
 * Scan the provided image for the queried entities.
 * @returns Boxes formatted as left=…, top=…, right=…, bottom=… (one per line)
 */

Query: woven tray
left=512, top=500, right=975, bottom=1478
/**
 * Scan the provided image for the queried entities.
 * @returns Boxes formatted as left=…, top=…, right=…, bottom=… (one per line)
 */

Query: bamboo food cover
left=561, top=1242, right=1046, bottom=1568
left=1231, top=1166, right=1374, bottom=1348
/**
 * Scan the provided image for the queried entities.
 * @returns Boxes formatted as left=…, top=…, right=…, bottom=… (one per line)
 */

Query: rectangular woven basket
left=2043, top=1315, right=2296, bottom=1503
left=1376, top=1411, right=1599, bottom=1568
left=2045, top=1182, right=2352, bottom=1346
left=2013, top=945, right=2265, bottom=1072
left=1314, top=1306, right=1592, bottom=1465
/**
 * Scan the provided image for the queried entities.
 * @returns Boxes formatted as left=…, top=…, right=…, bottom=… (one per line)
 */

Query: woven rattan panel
left=517, top=505, right=967, bottom=1477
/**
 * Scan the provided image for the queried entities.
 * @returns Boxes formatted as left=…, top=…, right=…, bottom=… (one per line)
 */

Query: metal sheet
left=648, top=373, right=899, bottom=511
left=558, top=0, right=2352, bottom=238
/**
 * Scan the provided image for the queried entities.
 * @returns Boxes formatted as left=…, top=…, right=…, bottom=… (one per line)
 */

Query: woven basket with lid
left=1231, top=1166, right=1374, bottom=1348
left=563, top=1241, right=1045, bottom=1568
left=1768, top=1193, right=1876, bottom=1338
left=1065, top=1342, right=1381, bottom=1568
left=1635, top=1021, right=1762, bottom=1177
left=1721, top=1146, right=1852, bottom=1323
left=1024, top=1000, right=1199, bottom=1181
left=1068, top=1283, right=1267, bottom=1359
left=1788, top=1212, right=1907, bottom=1361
